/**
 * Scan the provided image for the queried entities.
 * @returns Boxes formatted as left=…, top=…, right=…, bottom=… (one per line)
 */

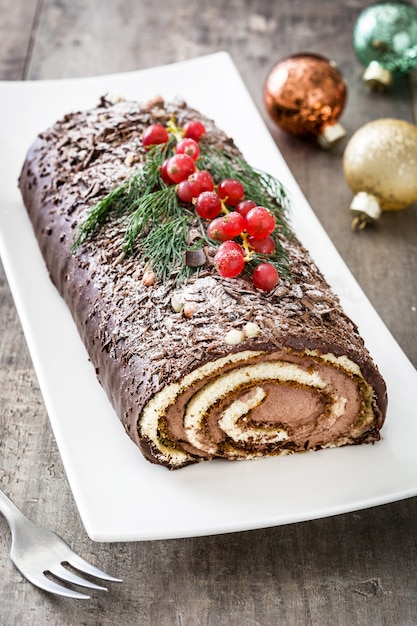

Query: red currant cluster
left=141, top=121, right=280, bottom=292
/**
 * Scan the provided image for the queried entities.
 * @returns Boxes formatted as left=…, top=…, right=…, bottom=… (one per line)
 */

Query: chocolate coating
left=18, top=97, right=386, bottom=469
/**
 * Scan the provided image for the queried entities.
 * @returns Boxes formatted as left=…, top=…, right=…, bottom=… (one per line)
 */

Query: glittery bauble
left=343, top=118, right=417, bottom=229
left=353, top=1, right=417, bottom=90
left=264, top=53, right=347, bottom=148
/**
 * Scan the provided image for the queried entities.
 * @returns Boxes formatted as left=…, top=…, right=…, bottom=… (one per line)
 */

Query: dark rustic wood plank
left=0, top=0, right=42, bottom=79
left=1, top=1, right=416, bottom=624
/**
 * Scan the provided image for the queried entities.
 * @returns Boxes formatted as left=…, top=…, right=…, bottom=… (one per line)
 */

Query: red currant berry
left=214, top=241, right=245, bottom=278
left=160, top=159, right=175, bottom=185
left=194, top=191, right=222, bottom=219
left=220, top=211, right=245, bottom=238
left=166, top=154, right=196, bottom=183
left=218, top=240, right=243, bottom=252
left=206, top=217, right=230, bottom=242
left=217, top=178, right=245, bottom=206
left=183, top=120, right=206, bottom=141
left=175, top=137, right=200, bottom=161
left=252, top=263, right=279, bottom=291
left=248, top=235, right=275, bottom=255
left=176, top=180, right=193, bottom=203
left=142, top=124, right=169, bottom=149
left=245, top=206, right=276, bottom=239
left=188, top=170, right=214, bottom=197
left=235, top=199, right=257, bottom=218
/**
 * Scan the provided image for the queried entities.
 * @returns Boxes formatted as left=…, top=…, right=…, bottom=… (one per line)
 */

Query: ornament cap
left=350, top=192, right=382, bottom=231
left=363, top=61, right=393, bottom=91
left=317, top=122, right=347, bottom=149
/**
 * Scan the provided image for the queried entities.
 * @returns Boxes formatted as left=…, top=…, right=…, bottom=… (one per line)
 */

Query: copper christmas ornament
left=264, top=53, right=347, bottom=148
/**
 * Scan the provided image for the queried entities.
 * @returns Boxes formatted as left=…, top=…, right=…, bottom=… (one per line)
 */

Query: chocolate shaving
left=185, top=248, right=207, bottom=267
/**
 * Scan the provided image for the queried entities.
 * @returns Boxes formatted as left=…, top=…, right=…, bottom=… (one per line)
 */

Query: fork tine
left=67, top=553, right=122, bottom=583
left=32, top=573, right=91, bottom=600
left=50, top=563, right=108, bottom=591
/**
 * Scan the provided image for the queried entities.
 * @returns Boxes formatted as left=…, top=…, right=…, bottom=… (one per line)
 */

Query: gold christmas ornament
left=343, top=118, right=417, bottom=230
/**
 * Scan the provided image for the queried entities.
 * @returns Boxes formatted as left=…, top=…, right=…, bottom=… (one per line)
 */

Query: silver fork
left=0, top=487, right=122, bottom=599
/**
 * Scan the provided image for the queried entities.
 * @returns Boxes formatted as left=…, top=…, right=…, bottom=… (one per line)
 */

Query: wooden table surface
left=1, top=1, right=416, bottom=624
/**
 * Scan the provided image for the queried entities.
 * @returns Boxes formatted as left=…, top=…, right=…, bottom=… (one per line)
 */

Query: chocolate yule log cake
left=18, top=96, right=387, bottom=469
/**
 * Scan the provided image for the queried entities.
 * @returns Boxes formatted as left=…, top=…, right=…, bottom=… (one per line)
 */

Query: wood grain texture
left=0, top=0, right=42, bottom=79
left=1, top=1, right=416, bottom=624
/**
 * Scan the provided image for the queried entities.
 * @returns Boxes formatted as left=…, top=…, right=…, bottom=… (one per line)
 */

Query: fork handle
left=0, top=488, right=28, bottom=532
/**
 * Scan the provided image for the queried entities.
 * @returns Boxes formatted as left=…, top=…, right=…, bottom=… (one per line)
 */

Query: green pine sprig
left=72, top=134, right=292, bottom=284
left=72, top=139, right=174, bottom=249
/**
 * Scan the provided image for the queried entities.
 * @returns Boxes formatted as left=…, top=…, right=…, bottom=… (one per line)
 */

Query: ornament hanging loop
left=351, top=215, right=369, bottom=231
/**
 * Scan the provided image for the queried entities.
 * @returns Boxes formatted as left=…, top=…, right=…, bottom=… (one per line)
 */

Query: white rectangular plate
left=0, top=52, right=416, bottom=542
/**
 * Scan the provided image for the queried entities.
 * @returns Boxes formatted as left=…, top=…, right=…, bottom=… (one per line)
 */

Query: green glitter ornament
left=353, top=0, right=417, bottom=90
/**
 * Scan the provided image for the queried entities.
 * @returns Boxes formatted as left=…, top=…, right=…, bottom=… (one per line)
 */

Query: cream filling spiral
left=139, top=350, right=374, bottom=468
